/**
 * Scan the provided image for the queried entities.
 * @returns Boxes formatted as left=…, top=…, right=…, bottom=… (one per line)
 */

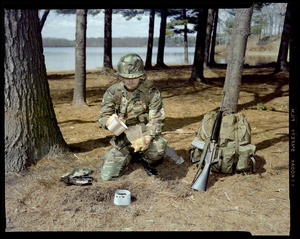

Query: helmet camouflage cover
left=117, top=53, right=145, bottom=79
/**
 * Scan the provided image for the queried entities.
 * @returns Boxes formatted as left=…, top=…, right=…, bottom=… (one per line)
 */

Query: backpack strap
left=250, top=155, right=256, bottom=173
left=114, top=82, right=123, bottom=114
left=235, top=123, right=239, bottom=159
left=139, top=79, right=153, bottom=105
left=233, top=117, right=239, bottom=173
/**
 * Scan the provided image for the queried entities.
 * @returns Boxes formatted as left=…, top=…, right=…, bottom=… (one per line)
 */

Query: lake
left=43, top=47, right=278, bottom=71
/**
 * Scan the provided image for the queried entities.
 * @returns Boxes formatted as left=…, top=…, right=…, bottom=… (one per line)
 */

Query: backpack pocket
left=211, top=147, right=235, bottom=173
left=211, top=144, right=256, bottom=174
left=235, top=144, right=256, bottom=172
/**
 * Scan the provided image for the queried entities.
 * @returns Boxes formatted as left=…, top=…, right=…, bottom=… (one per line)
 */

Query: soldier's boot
left=132, top=153, right=159, bottom=176
left=140, top=159, right=158, bottom=176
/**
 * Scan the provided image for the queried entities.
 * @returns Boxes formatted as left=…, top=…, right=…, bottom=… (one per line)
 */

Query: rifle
left=191, top=92, right=225, bottom=191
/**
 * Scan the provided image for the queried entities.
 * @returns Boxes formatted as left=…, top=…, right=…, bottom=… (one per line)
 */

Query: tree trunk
left=73, top=9, right=87, bottom=106
left=39, top=9, right=50, bottom=30
left=145, top=9, right=155, bottom=70
left=209, top=9, right=218, bottom=66
left=103, top=9, right=113, bottom=73
left=155, top=9, right=168, bottom=68
left=274, top=3, right=291, bottom=73
left=183, top=8, right=189, bottom=64
left=189, top=8, right=208, bottom=83
left=204, top=9, right=215, bottom=68
left=4, top=9, right=69, bottom=172
left=222, top=5, right=253, bottom=113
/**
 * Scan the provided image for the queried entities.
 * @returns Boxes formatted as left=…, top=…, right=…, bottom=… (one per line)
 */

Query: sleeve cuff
left=98, top=116, right=110, bottom=129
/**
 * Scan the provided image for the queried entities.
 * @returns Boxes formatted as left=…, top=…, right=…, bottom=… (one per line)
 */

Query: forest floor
left=5, top=37, right=290, bottom=235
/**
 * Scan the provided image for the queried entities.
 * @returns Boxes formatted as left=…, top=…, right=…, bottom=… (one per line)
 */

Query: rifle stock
left=191, top=162, right=211, bottom=191
left=191, top=141, right=218, bottom=191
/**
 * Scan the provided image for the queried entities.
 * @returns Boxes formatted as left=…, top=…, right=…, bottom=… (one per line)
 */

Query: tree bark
left=209, top=9, right=218, bottom=66
left=155, top=9, right=168, bottom=68
left=204, top=9, right=215, bottom=68
left=274, top=3, right=291, bottom=73
left=222, top=5, right=253, bottom=113
left=189, top=8, right=208, bottom=83
left=4, top=9, right=69, bottom=172
left=73, top=9, right=87, bottom=106
left=103, top=9, right=113, bottom=73
left=145, top=9, right=155, bottom=70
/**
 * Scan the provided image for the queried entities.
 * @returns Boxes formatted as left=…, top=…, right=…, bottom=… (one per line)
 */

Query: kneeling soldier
left=98, top=53, right=167, bottom=180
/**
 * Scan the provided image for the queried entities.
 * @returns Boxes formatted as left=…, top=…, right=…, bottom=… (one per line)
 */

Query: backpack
left=190, top=111, right=256, bottom=174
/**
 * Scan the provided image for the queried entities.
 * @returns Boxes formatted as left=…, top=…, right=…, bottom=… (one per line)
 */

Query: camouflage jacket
left=98, top=78, right=165, bottom=137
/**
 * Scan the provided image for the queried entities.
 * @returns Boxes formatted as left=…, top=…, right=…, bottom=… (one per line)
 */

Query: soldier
left=98, top=53, right=167, bottom=180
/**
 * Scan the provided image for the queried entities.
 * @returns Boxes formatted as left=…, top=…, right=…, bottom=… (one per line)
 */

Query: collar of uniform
left=119, top=81, right=137, bottom=100
left=137, top=78, right=153, bottom=93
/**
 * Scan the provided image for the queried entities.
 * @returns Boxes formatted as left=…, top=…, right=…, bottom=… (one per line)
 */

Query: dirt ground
left=5, top=35, right=290, bottom=234
left=5, top=61, right=290, bottom=234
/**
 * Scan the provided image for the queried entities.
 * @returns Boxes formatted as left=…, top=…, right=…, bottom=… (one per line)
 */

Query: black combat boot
left=132, top=153, right=158, bottom=176
left=140, top=159, right=158, bottom=176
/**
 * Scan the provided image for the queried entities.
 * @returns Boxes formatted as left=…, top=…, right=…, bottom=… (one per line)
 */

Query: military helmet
left=117, top=53, right=145, bottom=79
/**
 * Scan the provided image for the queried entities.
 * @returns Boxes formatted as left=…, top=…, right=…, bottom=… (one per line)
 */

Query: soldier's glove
left=132, top=135, right=153, bottom=152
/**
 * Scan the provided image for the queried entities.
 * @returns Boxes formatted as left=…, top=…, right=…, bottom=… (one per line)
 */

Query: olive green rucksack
left=190, top=111, right=256, bottom=174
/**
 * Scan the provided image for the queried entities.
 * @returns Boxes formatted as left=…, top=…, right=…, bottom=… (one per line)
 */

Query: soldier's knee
left=100, top=172, right=112, bottom=181
left=100, top=146, right=131, bottom=180
left=144, top=136, right=167, bottom=163
left=100, top=168, right=114, bottom=181
left=100, top=161, right=126, bottom=180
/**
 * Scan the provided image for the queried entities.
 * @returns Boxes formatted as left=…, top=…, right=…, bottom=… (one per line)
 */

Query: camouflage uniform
left=98, top=53, right=167, bottom=180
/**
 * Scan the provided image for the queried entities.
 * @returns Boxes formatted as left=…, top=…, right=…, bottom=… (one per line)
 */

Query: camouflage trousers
left=100, top=135, right=167, bottom=181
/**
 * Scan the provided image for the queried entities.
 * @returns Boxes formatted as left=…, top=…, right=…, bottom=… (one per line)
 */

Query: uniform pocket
left=133, top=101, right=147, bottom=114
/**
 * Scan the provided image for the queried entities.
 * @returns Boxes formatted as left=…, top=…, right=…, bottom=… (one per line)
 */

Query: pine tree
left=4, top=9, right=69, bottom=172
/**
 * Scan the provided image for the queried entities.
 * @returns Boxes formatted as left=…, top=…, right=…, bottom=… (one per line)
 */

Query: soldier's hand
left=105, top=114, right=118, bottom=128
left=143, top=135, right=153, bottom=150
left=132, top=135, right=153, bottom=152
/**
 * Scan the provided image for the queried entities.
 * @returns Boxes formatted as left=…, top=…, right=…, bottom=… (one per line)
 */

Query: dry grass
left=5, top=63, right=289, bottom=234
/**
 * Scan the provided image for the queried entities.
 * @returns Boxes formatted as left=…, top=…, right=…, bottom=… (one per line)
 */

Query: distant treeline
left=42, top=36, right=197, bottom=47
